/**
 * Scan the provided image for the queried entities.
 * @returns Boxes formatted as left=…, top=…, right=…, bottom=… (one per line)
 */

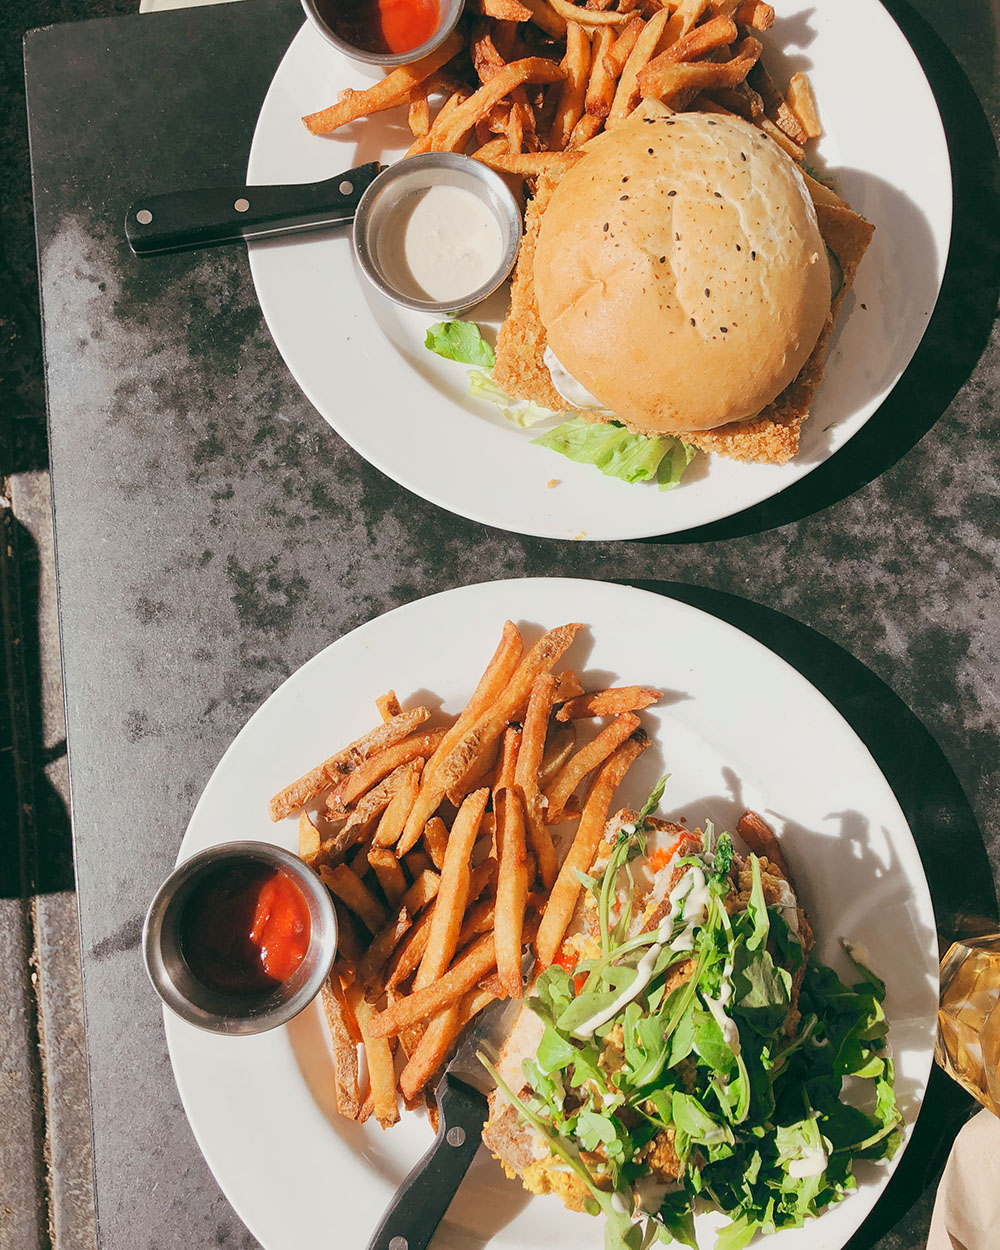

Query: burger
left=492, top=103, right=874, bottom=466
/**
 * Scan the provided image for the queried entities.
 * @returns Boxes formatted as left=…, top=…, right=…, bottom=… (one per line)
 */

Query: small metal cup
left=143, top=841, right=337, bottom=1036
left=353, top=153, right=522, bottom=316
left=301, top=0, right=465, bottom=69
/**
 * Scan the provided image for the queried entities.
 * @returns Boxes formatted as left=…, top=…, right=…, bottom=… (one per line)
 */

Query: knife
left=366, top=996, right=521, bottom=1250
left=124, top=161, right=382, bottom=257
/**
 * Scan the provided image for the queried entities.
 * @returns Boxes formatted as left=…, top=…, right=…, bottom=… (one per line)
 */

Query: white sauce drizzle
left=788, top=1146, right=829, bottom=1178
left=572, top=941, right=662, bottom=1039
left=668, top=866, right=710, bottom=951
left=610, top=1192, right=630, bottom=1214
left=772, top=878, right=800, bottom=934
left=543, top=346, right=612, bottom=411
left=377, top=185, right=503, bottom=303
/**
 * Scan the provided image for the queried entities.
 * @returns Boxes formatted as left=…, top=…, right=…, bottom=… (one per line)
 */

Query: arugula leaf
left=636, top=777, right=668, bottom=827
left=692, top=1007, right=737, bottom=1074
left=714, top=832, right=734, bottom=877
left=533, top=417, right=698, bottom=489
left=425, top=320, right=495, bottom=366
left=731, top=946, right=792, bottom=1035
left=744, top=856, right=770, bottom=952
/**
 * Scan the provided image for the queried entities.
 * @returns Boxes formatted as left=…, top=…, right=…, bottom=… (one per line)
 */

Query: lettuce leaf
left=425, top=320, right=495, bottom=367
left=468, top=370, right=560, bottom=428
left=532, top=417, right=698, bottom=490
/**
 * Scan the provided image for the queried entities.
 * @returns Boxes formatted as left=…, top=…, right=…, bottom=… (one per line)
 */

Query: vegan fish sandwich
left=481, top=787, right=902, bottom=1250
left=492, top=104, right=875, bottom=468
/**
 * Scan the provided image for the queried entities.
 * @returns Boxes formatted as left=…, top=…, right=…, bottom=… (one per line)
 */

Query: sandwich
left=481, top=793, right=901, bottom=1249
left=493, top=104, right=874, bottom=466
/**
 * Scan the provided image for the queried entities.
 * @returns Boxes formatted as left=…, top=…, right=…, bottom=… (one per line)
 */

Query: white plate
left=246, top=6, right=951, bottom=540
left=166, top=577, right=938, bottom=1250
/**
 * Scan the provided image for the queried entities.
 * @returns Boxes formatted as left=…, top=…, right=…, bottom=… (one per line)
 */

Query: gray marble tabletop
left=23, top=0, right=1000, bottom=1246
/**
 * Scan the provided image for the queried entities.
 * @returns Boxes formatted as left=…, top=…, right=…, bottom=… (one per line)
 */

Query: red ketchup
left=317, top=0, right=440, bottom=56
left=180, top=863, right=311, bottom=995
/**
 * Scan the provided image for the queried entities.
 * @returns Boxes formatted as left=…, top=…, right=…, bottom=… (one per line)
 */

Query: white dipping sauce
left=378, top=184, right=504, bottom=303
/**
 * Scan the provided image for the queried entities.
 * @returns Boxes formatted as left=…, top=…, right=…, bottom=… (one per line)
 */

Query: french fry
left=748, top=60, right=809, bottom=144
left=320, top=864, right=388, bottom=933
left=330, top=729, right=447, bottom=816
left=539, top=722, right=577, bottom=787
left=301, top=34, right=464, bottom=134
left=398, top=621, right=524, bottom=855
left=347, top=984, right=400, bottom=1129
left=399, top=1003, right=464, bottom=1101
left=608, top=8, right=671, bottom=126
left=331, top=900, right=364, bottom=972
left=422, top=816, right=449, bottom=870
left=495, top=781, right=530, bottom=998
left=549, top=22, right=592, bottom=151
left=446, top=737, right=500, bottom=807
left=637, top=36, right=762, bottom=103
left=785, top=71, right=821, bottom=139
left=321, top=973, right=361, bottom=1119
left=568, top=112, right=603, bottom=147
left=547, top=0, right=631, bottom=26
left=603, top=14, right=644, bottom=78
left=551, top=669, right=586, bottom=703
left=269, top=706, right=430, bottom=820
left=298, top=811, right=322, bottom=866
left=369, top=847, right=408, bottom=907
left=515, top=673, right=559, bottom=887
left=705, top=81, right=764, bottom=119
left=366, top=933, right=497, bottom=1039
left=754, top=111, right=803, bottom=160
left=583, top=26, right=617, bottom=120
left=401, top=867, right=441, bottom=916
left=376, top=689, right=403, bottom=721
left=386, top=862, right=495, bottom=994
left=663, top=13, right=737, bottom=62
left=556, top=685, right=662, bottom=721
left=663, top=0, right=712, bottom=41
left=734, top=0, right=774, bottom=29
left=415, top=789, right=490, bottom=990
left=520, top=0, right=567, bottom=36
left=372, top=760, right=423, bottom=848
left=544, top=712, right=641, bottom=820
left=477, top=0, right=532, bottom=18
left=410, top=59, right=567, bottom=157
left=474, top=147, right=583, bottom=175
left=536, top=733, right=649, bottom=965
left=327, top=762, right=416, bottom=858
left=736, top=809, right=790, bottom=879
left=358, top=905, right=413, bottom=986
left=404, top=848, right=434, bottom=878
left=385, top=908, right=436, bottom=991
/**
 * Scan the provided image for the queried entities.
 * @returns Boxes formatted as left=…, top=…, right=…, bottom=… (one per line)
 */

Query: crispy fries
left=556, top=685, right=663, bottom=721
left=544, top=711, right=641, bottom=820
left=536, top=732, right=649, bottom=965
left=367, top=933, right=497, bottom=1039
left=786, top=70, right=822, bottom=139
left=736, top=809, right=790, bottom=879
left=550, top=23, right=592, bottom=151
left=638, top=34, right=762, bottom=102
left=515, top=673, right=559, bottom=887
left=320, top=864, right=388, bottom=933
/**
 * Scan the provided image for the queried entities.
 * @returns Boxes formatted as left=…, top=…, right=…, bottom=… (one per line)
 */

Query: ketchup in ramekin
left=315, top=0, right=440, bottom=56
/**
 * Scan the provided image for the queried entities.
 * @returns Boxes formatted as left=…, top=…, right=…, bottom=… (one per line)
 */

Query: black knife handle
left=125, top=161, right=382, bottom=257
left=366, top=1074, right=487, bottom=1250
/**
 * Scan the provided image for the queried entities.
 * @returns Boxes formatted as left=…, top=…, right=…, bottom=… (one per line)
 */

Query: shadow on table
left=648, top=0, right=1000, bottom=545
left=0, top=511, right=74, bottom=900
left=625, top=578, right=999, bottom=1245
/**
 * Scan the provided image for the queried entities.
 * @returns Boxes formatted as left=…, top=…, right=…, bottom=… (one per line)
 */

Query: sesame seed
left=735, top=244, right=741, bottom=251
left=620, top=195, right=629, bottom=201
left=720, top=326, right=728, bottom=333
left=714, top=192, right=722, bottom=198
left=668, top=190, right=676, bottom=197
left=751, top=250, right=756, bottom=260
left=659, top=256, right=666, bottom=263
left=708, top=120, right=716, bottom=125
left=689, top=317, right=696, bottom=326
left=603, top=222, right=609, bottom=231
left=666, top=119, right=675, bottom=124
left=704, top=288, right=710, bottom=297
left=648, top=147, right=654, bottom=154
left=740, top=152, right=746, bottom=161
left=622, top=176, right=629, bottom=183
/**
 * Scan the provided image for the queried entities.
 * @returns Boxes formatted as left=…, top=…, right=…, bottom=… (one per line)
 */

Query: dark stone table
left=23, top=0, right=1000, bottom=1246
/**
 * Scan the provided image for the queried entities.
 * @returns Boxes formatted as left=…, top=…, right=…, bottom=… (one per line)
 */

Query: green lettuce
left=424, top=320, right=495, bottom=367
left=467, top=371, right=558, bottom=429
left=532, top=417, right=698, bottom=491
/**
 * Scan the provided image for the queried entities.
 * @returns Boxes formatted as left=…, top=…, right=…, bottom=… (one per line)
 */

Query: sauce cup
left=143, top=841, right=337, bottom=1036
left=301, top=0, right=465, bottom=69
left=353, top=153, right=522, bottom=317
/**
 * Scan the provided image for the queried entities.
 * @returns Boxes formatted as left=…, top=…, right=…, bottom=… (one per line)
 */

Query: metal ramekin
left=301, top=0, right=465, bottom=68
left=143, top=841, right=337, bottom=1036
left=353, top=153, right=522, bottom=316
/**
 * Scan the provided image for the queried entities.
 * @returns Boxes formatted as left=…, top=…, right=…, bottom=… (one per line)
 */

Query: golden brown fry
left=404, top=848, right=434, bottom=878
left=603, top=14, right=644, bottom=78
left=320, top=864, right=389, bottom=933
left=477, top=0, right=532, bottom=17
left=549, top=22, right=592, bottom=151
left=608, top=8, right=671, bottom=126
left=446, top=737, right=500, bottom=806
left=369, top=847, right=408, bottom=907
left=748, top=60, right=809, bottom=144
left=422, top=816, right=449, bottom=870
left=321, top=972, right=361, bottom=1118
left=495, top=782, right=530, bottom=998
left=358, top=905, right=413, bottom=986
left=551, top=669, right=586, bottom=703
left=663, top=12, right=737, bottom=61
left=372, top=760, right=423, bottom=848
left=786, top=71, right=822, bottom=140
left=736, top=810, right=790, bottom=879
left=269, top=707, right=430, bottom=820
left=347, top=984, right=400, bottom=1129
left=637, top=35, right=761, bottom=102
left=298, top=811, right=322, bottom=867
left=401, top=867, right=440, bottom=916
left=568, top=112, right=603, bottom=146
left=556, top=685, right=662, bottom=722
left=548, top=0, right=631, bottom=25
left=474, top=146, right=583, bottom=175
left=331, top=729, right=447, bottom=816
left=544, top=711, right=641, bottom=820
left=414, top=788, right=489, bottom=991
left=376, top=689, right=403, bottom=721
left=327, top=762, right=416, bottom=857
left=399, top=1003, right=464, bottom=1101
left=367, top=933, right=497, bottom=1039
left=734, top=0, right=774, bottom=29
left=705, top=81, right=764, bottom=119
left=520, top=0, right=567, bottom=36
left=539, top=722, right=577, bottom=788
left=410, top=58, right=566, bottom=157
left=755, top=111, right=803, bottom=160
left=581, top=26, right=616, bottom=121
left=536, top=733, right=649, bottom=965
left=398, top=621, right=524, bottom=855
left=515, top=673, right=559, bottom=888
left=302, top=34, right=463, bottom=135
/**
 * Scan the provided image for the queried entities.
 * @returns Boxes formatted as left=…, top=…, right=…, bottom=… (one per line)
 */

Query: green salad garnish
left=483, top=782, right=902, bottom=1250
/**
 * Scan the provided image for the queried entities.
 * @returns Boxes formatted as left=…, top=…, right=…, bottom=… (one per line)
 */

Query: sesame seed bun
left=533, top=105, right=831, bottom=434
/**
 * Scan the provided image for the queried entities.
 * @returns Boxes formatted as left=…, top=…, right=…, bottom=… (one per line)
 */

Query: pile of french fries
left=302, top=0, right=823, bottom=194
left=269, top=621, right=662, bottom=1128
